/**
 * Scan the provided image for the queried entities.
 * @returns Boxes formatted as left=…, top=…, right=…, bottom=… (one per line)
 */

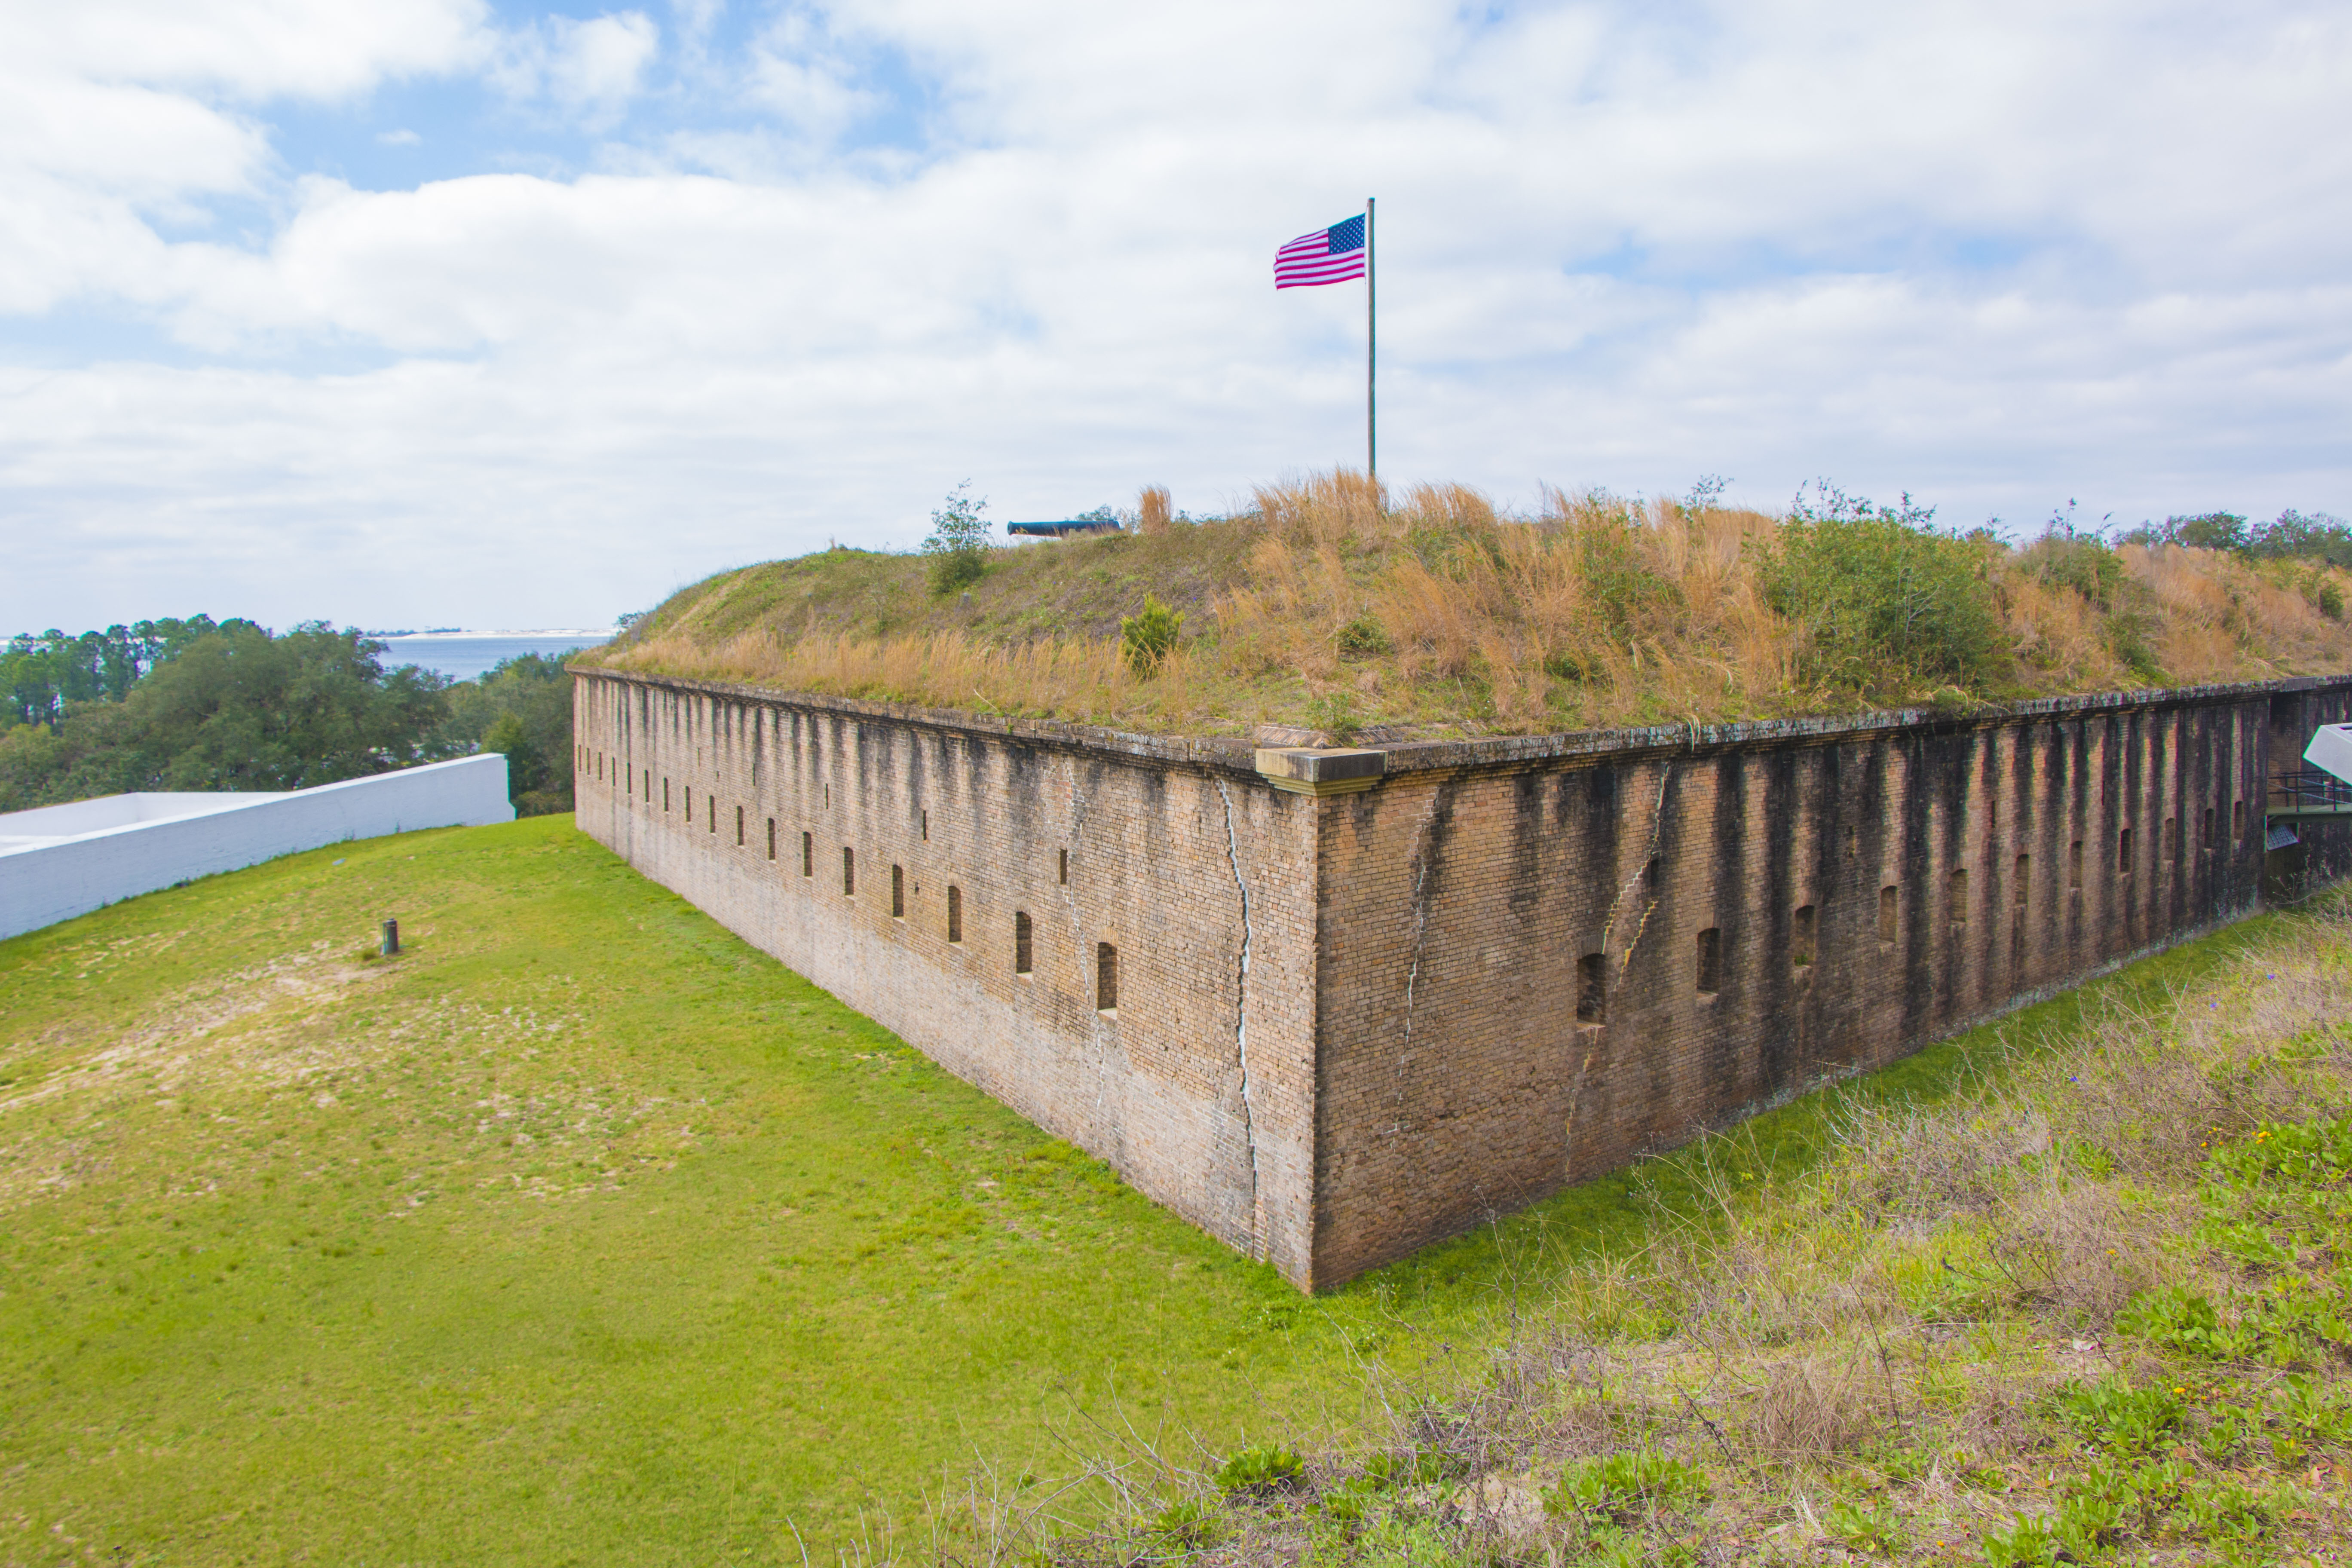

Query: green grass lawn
left=0, top=821, right=1518, bottom=1564
left=0, top=818, right=2285, bottom=1565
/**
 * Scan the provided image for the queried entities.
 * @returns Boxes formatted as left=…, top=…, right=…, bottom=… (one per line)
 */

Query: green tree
left=0, top=622, right=453, bottom=811
left=1, top=616, right=252, bottom=729
left=438, top=652, right=576, bottom=815
left=2165, top=511, right=2250, bottom=552
left=2246, top=509, right=2352, bottom=567
left=922, top=481, right=993, bottom=595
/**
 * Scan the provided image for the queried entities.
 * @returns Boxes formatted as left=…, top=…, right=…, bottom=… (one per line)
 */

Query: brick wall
left=1310, top=690, right=2278, bottom=1282
left=571, top=668, right=2352, bottom=1290
left=568, top=671, right=1323, bottom=1284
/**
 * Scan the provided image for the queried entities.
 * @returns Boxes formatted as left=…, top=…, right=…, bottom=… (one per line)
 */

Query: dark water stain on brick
left=571, top=669, right=2339, bottom=1289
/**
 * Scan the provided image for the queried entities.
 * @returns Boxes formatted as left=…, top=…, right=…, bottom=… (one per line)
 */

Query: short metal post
left=380, top=918, right=399, bottom=957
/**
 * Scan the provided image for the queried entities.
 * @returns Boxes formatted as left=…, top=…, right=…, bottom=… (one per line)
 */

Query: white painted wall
left=0, top=755, right=514, bottom=941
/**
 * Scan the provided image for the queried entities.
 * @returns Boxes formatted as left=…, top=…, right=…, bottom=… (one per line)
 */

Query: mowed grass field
left=0, top=818, right=2279, bottom=1565
left=0, top=819, right=1546, bottom=1565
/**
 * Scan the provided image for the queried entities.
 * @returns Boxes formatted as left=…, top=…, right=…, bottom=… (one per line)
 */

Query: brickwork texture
left=572, top=670, right=2352, bottom=1289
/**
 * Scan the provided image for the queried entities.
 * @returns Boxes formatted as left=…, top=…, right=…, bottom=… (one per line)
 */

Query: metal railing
left=2271, top=767, right=2352, bottom=810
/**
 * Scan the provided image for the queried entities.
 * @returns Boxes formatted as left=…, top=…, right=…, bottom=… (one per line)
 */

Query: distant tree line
left=0, top=620, right=577, bottom=817
left=3, top=617, right=245, bottom=727
left=2118, top=508, right=2352, bottom=566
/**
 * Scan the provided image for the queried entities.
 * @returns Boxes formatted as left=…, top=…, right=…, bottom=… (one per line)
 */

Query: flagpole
left=1366, top=196, right=1376, bottom=484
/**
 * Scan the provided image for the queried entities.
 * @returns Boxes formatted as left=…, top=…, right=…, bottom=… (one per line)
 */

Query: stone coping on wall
left=571, top=663, right=2352, bottom=786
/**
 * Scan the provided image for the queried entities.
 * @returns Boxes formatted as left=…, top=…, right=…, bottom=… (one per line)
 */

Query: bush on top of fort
left=585, top=472, right=2352, bottom=742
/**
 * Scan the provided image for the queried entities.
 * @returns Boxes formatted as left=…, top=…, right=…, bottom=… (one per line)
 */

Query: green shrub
left=2019, top=520, right=2123, bottom=608
left=2113, top=1286, right=2234, bottom=1359
left=1541, top=1450, right=1707, bottom=1525
left=1572, top=515, right=1682, bottom=635
left=1119, top=594, right=1184, bottom=676
left=1977, top=1511, right=2060, bottom=1568
left=1824, top=1498, right=1904, bottom=1554
left=1757, top=484, right=2003, bottom=692
left=1149, top=1496, right=1226, bottom=1548
left=1213, top=1443, right=1304, bottom=1494
left=2052, top=1377, right=2184, bottom=1454
left=2107, top=611, right=2165, bottom=681
left=922, top=481, right=993, bottom=597
left=1335, top=614, right=1393, bottom=657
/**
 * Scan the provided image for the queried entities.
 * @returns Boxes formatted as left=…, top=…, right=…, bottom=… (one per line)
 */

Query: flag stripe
left=1274, top=216, right=1368, bottom=289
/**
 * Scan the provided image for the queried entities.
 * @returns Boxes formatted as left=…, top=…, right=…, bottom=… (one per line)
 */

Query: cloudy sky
left=5, top=0, right=2349, bottom=633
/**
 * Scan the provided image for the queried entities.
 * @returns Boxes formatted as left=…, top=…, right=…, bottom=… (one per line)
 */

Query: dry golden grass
left=927, top=900, right=2352, bottom=1568
left=1139, top=485, right=1172, bottom=536
left=591, top=473, right=2352, bottom=741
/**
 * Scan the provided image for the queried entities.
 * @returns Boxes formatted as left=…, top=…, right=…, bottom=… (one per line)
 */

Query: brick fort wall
left=571, top=669, right=2352, bottom=1289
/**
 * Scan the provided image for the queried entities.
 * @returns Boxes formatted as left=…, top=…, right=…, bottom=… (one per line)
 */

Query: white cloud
left=378, top=127, right=422, bottom=146
left=6, top=0, right=492, bottom=101
left=3, top=0, right=2351, bottom=631
left=743, top=9, right=874, bottom=142
left=490, top=11, right=662, bottom=122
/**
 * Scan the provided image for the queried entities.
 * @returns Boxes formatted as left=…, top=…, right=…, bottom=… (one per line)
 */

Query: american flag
left=1274, top=214, right=1366, bottom=289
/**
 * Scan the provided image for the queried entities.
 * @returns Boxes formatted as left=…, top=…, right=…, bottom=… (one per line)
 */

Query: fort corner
left=571, top=669, right=2352, bottom=1290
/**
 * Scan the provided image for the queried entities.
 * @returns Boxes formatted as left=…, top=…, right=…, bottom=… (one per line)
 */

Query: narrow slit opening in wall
left=891, top=864, right=904, bottom=918
left=1015, top=912, right=1032, bottom=975
left=736, top=806, right=744, bottom=846
left=2118, top=826, right=2134, bottom=877
left=2069, top=839, right=2083, bottom=888
left=709, top=796, right=717, bottom=833
left=1877, top=885, right=1898, bottom=944
left=1096, top=942, right=1118, bottom=1012
left=801, top=831, right=812, bottom=877
left=921, top=809, right=928, bottom=842
left=1792, top=904, right=1816, bottom=971
left=1575, top=952, right=1605, bottom=1025
left=1058, top=848, right=1068, bottom=885
left=2014, top=853, right=2030, bottom=907
left=664, top=778, right=671, bottom=812
left=2165, top=815, right=2178, bottom=862
left=685, top=786, right=692, bottom=820
left=2202, top=807, right=2214, bottom=849
left=1694, top=927, right=1721, bottom=995
left=767, top=818, right=776, bottom=860
left=1948, top=867, right=1969, bottom=927
left=946, top=885, right=962, bottom=943
left=2233, top=800, right=2246, bottom=839
left=842, top=847, right=855, bottom=896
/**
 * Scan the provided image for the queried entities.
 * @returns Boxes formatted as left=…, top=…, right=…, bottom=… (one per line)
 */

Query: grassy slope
left=0, top=821, right=1449, bottom=1563
left=651, top=526, right=1259, bottom=652
left=0, top=820, right=2324, bottom=1565
left=598, top=487, right=2352, bottom=745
